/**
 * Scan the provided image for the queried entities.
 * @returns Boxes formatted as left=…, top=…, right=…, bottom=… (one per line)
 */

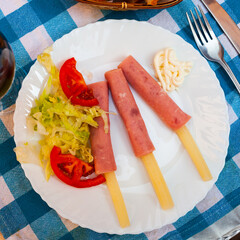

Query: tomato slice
left=50, top=146, right=105, bottom=188
left=71, top=88, right=99, bottom=106
left=59, top=58, right=87, bottom=98
left=59, top=58, right=99, bottom=107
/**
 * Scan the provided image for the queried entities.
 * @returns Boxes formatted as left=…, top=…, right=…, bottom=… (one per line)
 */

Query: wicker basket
left=76, top=0, right=183, bottom=10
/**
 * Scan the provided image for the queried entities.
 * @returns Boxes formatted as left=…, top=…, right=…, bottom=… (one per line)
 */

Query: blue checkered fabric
left=0, top=0, right=240, bottom=239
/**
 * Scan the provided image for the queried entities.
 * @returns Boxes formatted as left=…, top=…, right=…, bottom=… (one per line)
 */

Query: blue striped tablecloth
left=0, top=0, right=240, bottom=239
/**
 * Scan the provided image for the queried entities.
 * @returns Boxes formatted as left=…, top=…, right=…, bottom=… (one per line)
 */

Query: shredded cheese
left=154, top=48, right=192, bottom=92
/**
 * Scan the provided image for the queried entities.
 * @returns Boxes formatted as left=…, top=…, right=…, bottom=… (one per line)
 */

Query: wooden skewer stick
left=104, top=172, right=130, bottom=228
left=141, top=153, right=174, bottom=210
left=175, top=125, right=212, bottom=181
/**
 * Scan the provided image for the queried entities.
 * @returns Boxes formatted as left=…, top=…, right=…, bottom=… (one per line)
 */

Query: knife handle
left=218, top=59, right=240, bottom=94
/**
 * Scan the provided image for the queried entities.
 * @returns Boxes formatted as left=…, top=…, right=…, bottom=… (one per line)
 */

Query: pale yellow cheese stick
left=141, top=153, right=174, bottom=210
left=175, top=125, right=212, bottom=181
left=104, top=172, right=130, bottom=228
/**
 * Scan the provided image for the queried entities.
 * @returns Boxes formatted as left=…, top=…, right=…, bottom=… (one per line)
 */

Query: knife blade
left=200, top=0, right=240, bottom=55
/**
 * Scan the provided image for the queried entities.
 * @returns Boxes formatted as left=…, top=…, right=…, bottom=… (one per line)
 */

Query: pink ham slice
left=89, top=81, right=117, bottom=174
left=118, top=55, right=191, bottom=130
left=105, top=69, right=155, bottom=158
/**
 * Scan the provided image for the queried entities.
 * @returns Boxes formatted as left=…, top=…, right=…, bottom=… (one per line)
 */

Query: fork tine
left=186, top=12, right=202, bottom=47
left=189, top=10, right=206, bottom=45
left=198, top=6, right=216, bottom=39
left=194, top=8, right=211, bottom=42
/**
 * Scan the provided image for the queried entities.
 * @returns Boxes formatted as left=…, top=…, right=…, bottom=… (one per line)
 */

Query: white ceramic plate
left=14, top=20, right=229, bottom=234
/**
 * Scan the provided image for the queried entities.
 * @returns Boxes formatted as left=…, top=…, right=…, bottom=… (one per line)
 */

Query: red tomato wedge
left=71, top=88, right=99, bottom=106
left=59, top=58, right=99, bottom=107
left=50, top=146, right=105, bottom=188
left=59, top=58, right=87, bottom=99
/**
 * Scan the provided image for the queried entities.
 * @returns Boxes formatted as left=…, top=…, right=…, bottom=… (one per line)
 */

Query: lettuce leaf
left=17, top=48, right=108, bottom=180
left=28, top=94, right=105, bottom=179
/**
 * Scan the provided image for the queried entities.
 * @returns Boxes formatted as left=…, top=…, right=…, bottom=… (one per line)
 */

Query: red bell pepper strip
left=59, top=58, right=99, bottom=107
left=50, top=146, right=105, bottom=188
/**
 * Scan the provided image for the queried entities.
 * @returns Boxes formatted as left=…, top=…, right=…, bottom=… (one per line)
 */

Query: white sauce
left=154, top=48, right=192, bottom=92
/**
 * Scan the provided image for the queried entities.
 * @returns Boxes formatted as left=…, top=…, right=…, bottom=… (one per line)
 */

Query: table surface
left=0, top=0, right=240, bottom=239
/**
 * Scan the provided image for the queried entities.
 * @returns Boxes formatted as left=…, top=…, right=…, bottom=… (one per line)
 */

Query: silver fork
left=186, top=6, right=240, bottom=94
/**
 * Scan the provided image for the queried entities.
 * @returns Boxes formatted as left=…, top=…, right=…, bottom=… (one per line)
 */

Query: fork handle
left=218, top=59, right=240, bottom=94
